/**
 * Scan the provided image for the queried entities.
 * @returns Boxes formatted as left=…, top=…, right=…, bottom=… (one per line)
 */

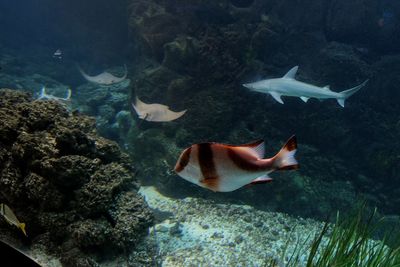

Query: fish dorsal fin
left=270, top=92, right=284, bottom=104
left=283, top=66, right=298, bottom=79
left=323, top=85, right=330, bottom=90
left=236, top=139, right=265, bottom=158
left=300, top=96, right=309, bottom=103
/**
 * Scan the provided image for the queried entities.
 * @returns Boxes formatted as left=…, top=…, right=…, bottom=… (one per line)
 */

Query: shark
left=243, top=66, right=368, bottom=107
left=132, top=97, right=187, bottom=122
left=78, top=64, right=127, bottom=85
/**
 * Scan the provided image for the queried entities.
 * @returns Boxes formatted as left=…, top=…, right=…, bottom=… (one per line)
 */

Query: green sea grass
left=269, top=204, right=400, bottom=267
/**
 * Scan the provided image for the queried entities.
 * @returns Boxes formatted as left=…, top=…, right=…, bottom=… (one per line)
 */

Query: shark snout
left=242, top=83, right=252, bottom=89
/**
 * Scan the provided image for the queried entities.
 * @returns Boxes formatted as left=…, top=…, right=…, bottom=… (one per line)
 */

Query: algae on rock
left=0, top=89, right=154, bottom=266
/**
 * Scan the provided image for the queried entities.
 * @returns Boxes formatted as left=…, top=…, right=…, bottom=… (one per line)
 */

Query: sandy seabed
left=139, top=186, right=325, bottom=267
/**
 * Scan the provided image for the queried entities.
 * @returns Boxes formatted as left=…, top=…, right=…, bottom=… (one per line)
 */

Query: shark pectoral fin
left=270, top=92, right=284, bottom=104
left=300, top=96, right=309, bottom=103
left=283, top=66, right=299, bottom=79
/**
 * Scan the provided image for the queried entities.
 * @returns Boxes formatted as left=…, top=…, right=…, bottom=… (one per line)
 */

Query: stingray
left=78, top=64, right=127, bottom=85
left=132, top=97, right=186, bottom=122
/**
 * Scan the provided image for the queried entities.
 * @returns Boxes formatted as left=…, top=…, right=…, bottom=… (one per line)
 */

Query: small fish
left=78, top=64, right=127, bottom=85
left=0, top=204, right=27, bottom=236
left=37, top=86, right=71, bottom=102
left=132, top=97, right=186, bottom=122
left=53, top=49, right=62, bottom=59
left=174, top=135, right=298, bottom=192
left=243, top=66, right=368, bottom=107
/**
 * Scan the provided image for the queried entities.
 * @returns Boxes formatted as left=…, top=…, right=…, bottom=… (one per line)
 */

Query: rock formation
left=0, top=89, right=154, bottom=266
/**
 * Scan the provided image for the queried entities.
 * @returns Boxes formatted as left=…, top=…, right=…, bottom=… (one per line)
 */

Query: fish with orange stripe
left=174, top=135, right=299, bottom=192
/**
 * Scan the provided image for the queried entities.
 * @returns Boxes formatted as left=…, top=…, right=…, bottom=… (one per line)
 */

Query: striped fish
left=174, top=135, right=299, bottom=192
left=0, top=204, right=27, bottom=236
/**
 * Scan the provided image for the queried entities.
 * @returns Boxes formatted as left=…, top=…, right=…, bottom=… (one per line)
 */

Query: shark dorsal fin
left=283, top=66, right=298, bottom=79
left=323, top=85, right=330, bottom=90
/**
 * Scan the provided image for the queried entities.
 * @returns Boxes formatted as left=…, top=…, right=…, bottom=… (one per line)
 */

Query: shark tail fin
left=337, top=79, right=368, bottom=107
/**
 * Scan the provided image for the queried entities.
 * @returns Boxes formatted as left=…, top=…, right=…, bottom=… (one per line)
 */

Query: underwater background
left=0, top=0, right=400, bottom=266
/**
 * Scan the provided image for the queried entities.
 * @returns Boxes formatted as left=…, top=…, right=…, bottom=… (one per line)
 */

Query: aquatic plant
left=269, top=205, right=400, bottom=267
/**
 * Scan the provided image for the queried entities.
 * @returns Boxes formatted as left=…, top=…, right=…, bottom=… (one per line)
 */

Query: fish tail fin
left=272, top=135, right=299, bottom=170
left=19, top=223, right=27, bottom=236
left=337, top=79, right=368, bottom=107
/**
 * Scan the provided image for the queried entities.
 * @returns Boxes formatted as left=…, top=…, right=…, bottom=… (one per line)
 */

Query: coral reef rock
left=0, top=89, right=154, bottom=266
left=73, top=76, right=131, bottom=144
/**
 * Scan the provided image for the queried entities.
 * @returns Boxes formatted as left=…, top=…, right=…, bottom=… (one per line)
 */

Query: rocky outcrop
left=0, top=89, right=154, bottom=265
